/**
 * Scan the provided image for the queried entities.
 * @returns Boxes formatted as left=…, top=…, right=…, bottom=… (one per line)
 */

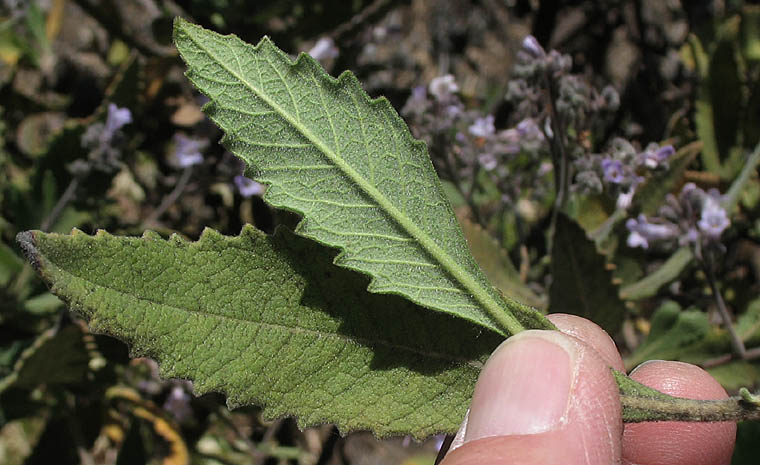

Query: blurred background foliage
left=3, top=0, right=760, bottom=464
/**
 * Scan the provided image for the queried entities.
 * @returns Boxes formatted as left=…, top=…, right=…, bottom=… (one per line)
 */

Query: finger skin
left=622, top=361, right=736, bottom=465
left=548, top=313, right=626, bottom=372
left=441, top=330, right=622, bottom=465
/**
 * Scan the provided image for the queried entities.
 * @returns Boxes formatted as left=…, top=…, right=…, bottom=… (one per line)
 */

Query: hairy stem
left=615, top=370, right=760, bottom=422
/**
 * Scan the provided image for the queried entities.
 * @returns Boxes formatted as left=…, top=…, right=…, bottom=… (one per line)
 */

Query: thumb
left=440, top=330, right=622, bottom=465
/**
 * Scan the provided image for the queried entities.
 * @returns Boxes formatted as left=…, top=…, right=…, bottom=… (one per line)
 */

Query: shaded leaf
left=733, top=421, right=760, bottom=465
left=18, top=226, right=504, bottom=438
left=624, top=302, right=727, bottom=371
left=549, top=214, right=625, bottom=334
left=619, top=247, right=694, bottom=301
left=706, top=361, right=760, bottom=392
left=0, top=325, right=89, bottom=393
left=458, top=215, right=545, bottom=310
left=737, top=298, right=760, bottom=347
left=173, top=18, right=549, bottom=336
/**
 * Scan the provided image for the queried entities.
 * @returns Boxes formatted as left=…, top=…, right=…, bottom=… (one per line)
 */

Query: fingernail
left=628, top=359, right=663, bottom=376
left=464, top=331, right=575, bottom=442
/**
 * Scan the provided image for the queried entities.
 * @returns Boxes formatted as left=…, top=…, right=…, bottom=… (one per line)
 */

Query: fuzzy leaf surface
left=18, top=226, right=504, bottom=438
left=172, top=18, right=550, bottom=335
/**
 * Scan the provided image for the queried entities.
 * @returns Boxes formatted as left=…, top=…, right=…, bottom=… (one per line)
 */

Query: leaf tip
left=172, top=16, right=191, bottom=35
left=16, top=230, right=40, bottom=271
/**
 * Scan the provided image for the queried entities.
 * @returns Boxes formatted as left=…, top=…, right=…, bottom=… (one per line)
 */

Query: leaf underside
left=173, top=18, right=550, bottom=336
left=18, top=226, right=503, bottom=438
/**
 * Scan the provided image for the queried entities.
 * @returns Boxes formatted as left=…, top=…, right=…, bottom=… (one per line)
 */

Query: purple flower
left=308, top=37, right=339, bottom=61
left=516, top=118, right=540, bottom=137
left=410, top=85, right=427, bottom=102
left=468, top=115, right=495, bottom=138
left=521, top=35, right=545, bottom=58
left=626, top=215, right=679, bottom=249
left=639, top=143, right=675, bottom=169
left=234, top=175, right=265, bottom=197
left=163, top=385, right=193, bottom=423
left=104, top=103, right=132, bottom=139
left=428, top=75, right=459, bottom=101
left=172, top=133, right=205, bottom=167
left=478, top=153, right=497, bottom=171
left=601, top=158, right=626, bottom=184
left=697, top=196, right=730, bottom=240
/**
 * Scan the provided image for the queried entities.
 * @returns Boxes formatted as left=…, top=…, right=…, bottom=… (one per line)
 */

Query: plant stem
left=144, top=167, right=193, bottom=225
left=615, top=369, right=760, bottom=422
left=543, top=73, right=569, bottom=247
left=621, top=392, right=760, bottom=422
left=702, top=346, right=760, bottom=369
left=40, top=177, right=80, bottom=232
left=700, top=253, right=747, bottom=359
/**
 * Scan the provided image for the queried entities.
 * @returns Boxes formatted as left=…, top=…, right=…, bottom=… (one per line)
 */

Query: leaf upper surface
left=173, top=18, right=549, bottom=335
left=18, top=226, right=503, bottom=437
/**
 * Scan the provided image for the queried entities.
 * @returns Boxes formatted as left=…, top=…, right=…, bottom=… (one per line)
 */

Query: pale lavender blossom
left=601, top=158, right=626, bottom=184
left=628, top=183, right=731, bottom=251
left=104, top=103, right=132, bottom=139
left=163, top=385, right=193, bottom=423
left=429, top=75, right=459, bottom=101
left=469, top=115, right=495, bottom=138
left=77, top=103, right=132, bottom=174
left=410, top=85, right=427, bottom=102
left=521, top=35, right=545, bottom=58
left=308, top=37, right=339, bottom=61
left=172, top=133, right=205, bottom=167
left=234, top=175, right=265, bottom=197
left=626, top=215, right=679, bottom=249
left=538, top=161, right=553, bottom=176
left=478, top=153, right=498, bottom=171
left=698, top=195, right=730, bottom=239
left=639, top=143, right=675, bottom=169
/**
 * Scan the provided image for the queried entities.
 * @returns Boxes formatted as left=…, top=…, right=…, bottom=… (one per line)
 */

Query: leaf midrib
left=182, top=27, right=521, bottom=335
left=43, top=251, right=485, bottom=369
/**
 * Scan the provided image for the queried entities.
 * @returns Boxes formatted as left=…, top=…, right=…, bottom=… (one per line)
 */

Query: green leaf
left=549, top=214, right=625, bottom=334
left=619, top=247, right=694, bottom=300
left=624, top=302, right=726, bottom=371
left=734, top=421, right=760, bottom=465
left=172, top=18, right=550, bottom=336
left=457, top=216, right=546, bottom=310
left=738, top=299, right=760, bottom=346
left=706, top=361, right=760, bottom=392
left=0, top=325, right=89, bottom=393
left=18, top=226, right=504, bottom=438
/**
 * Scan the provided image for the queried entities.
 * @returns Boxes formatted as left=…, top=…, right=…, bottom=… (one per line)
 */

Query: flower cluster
left=573, top=138, right=675, bottom=209
left=507, top=36, right=619, bottom=129
left=75, top=103, right=132, bottom=175
left=402, top=73, right=550, bottom=209
left=626, top=183, right=730, bottom=250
